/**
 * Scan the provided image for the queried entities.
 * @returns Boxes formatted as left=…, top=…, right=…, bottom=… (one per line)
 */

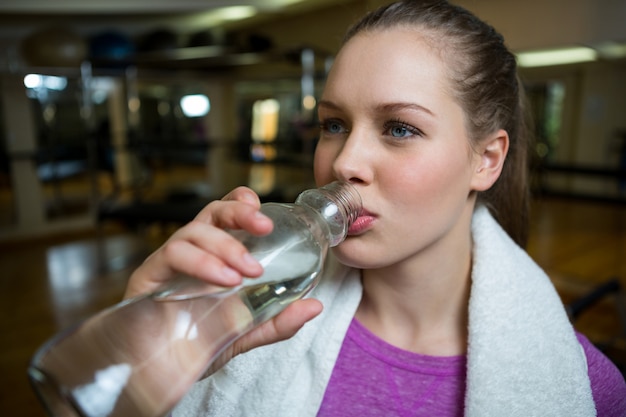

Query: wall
left=1, top=0, right=625, bottom=240
left=454, top=0, right=626, bottom=51
left=246, top=0, right=626, bottom=198
left=243, top=0, right=626, bottom=54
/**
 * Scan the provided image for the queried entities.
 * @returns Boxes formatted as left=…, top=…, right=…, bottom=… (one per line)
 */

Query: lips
left=348, top=209, right=376, bottom=235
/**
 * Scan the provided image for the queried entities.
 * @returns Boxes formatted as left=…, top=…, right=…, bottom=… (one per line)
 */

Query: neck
left=356, top=207, right=474, bottom=356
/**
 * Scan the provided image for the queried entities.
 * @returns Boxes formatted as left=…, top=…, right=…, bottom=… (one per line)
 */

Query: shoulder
left=576, top=332, right=626, bottom=417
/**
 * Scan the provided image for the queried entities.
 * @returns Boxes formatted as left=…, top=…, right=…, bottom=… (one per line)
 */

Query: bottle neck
left=295, top=182, right=362, bottom=247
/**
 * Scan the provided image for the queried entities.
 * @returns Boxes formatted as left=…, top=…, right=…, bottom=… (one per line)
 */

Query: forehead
left=323, top=28, right=454, bottom=110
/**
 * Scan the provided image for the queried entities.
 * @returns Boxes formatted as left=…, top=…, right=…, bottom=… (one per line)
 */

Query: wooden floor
left=1, top=196, right=625, bottom=416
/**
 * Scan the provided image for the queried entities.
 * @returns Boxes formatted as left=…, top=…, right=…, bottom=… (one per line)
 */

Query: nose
left=331, top=130, right=373, bottom=185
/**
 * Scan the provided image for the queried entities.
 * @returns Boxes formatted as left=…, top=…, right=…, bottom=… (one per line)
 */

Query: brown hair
left=343, top=0, right=533, bottom=247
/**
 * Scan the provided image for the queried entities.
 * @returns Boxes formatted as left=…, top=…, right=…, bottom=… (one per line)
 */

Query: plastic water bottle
left=28, top=181, right=362, bottom=417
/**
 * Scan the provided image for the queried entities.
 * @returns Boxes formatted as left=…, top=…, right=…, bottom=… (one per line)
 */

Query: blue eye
left=391, top=126, right=410, bottom=137
left=384, top=119, right=422, bottom=138
left=320, top=119, right=347, bottom=135
left=328, top=122, right=343, bottom=133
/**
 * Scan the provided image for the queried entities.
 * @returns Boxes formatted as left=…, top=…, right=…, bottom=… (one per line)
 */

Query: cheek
left=313, top=142, right=335, bottom=184
left=389, top=147, right=473, bottom=209
left=425, top=155, right=472, bottom=199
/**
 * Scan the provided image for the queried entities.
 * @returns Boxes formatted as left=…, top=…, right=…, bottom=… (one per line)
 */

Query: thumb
left=204, top=298, right=323, bottom=375
left=239, top=298, right=324, bottom=353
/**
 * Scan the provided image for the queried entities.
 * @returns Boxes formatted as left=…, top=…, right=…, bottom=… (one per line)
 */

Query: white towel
left=173, top=255, right=362, bottom=417
left=465, top=205, right=595, bottom=416
left=173, top=205, right=596, bottom=416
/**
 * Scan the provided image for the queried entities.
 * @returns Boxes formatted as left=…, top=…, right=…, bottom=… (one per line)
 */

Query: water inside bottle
left=30, top=290, right=248, bottom=417
left=29, top=229, right=324, bottom=417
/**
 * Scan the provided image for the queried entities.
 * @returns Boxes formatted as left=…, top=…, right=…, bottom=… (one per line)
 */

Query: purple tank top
left=317, top=318, right=626, bottom=417
left=318, top=318, right=466, bottom=417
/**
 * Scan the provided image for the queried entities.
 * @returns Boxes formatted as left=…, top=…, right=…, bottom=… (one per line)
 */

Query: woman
left=127, top=1, right=626, bottom=415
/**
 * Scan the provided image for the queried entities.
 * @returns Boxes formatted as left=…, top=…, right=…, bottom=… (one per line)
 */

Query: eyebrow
left=318, top=100, right=435, bottom=117
left=377, top=102, right=435, bottom=117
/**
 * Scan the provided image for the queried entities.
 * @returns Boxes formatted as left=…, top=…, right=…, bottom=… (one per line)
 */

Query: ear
left=470, top=129, right=509, bottom=192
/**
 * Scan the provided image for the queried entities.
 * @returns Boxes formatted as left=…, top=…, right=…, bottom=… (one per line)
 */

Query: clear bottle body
left=28, top=181, right=361, bottom=417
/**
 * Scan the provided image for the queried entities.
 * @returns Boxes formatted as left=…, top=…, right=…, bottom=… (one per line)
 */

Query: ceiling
left=0, top=0, right=357, bottom=72
left=0, top=0, right=351, bottom=36
left=1, top=0, right=625, bottom=70
left=0, top=0, right=335, bottom=14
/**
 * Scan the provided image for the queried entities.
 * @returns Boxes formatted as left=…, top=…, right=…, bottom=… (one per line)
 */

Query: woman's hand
left=125, top=186, right=272, bottom=298
left=124, top=186, right=323, bottom=368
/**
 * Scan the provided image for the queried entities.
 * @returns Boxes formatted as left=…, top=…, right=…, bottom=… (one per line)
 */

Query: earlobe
left=471, top=129, right=509, bottom=191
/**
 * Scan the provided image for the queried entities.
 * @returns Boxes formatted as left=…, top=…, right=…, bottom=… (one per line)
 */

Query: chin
left=330, top=243, right=383, bottom=270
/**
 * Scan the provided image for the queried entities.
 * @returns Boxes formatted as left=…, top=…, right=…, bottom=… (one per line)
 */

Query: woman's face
left=314, top=28, right=486, bottom=269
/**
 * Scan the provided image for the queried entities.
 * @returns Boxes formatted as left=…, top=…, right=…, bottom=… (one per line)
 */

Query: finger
left=126, top=225, right=264, bottom=297
left=125, top=188, right=271, bottom=299
left=194, top=199, right=273, bottom=237
left=222, top=186, right=262, bottom=207
left=167, top=230, right=265, bottom=280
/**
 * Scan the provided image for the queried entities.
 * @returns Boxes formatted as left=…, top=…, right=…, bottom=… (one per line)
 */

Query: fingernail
left=242, top=193, right=258, bottom=204
left=254, top=211, right=270, bottom=221
left=242, top=252, right=260, bottom=268
left=221, top=266, right=240, bottom=282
